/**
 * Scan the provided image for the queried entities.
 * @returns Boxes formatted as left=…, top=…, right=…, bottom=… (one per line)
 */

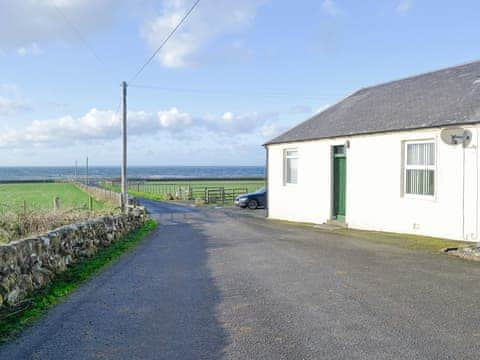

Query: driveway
left=1, top=200, right=480, bottom=359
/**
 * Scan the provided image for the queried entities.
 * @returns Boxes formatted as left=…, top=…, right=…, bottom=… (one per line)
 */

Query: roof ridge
left=356, top=59, right=480, bottom=93
left=265, top=59, right=480, bottom=146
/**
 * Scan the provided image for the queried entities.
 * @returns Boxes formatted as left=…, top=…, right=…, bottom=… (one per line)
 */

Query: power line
left=128, top=84, right=342, bottom=99
left=52, top=4, right=105, bottom=66
left=128, top=0, right=201, bottom=84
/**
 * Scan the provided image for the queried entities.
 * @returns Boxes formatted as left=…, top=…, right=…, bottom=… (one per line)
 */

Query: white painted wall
left=267, top=125, right=480, bottom=242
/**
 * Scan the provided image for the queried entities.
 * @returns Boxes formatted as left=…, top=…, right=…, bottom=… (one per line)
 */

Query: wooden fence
left=75, top=183, right=122, bottom=206
left=204, top=188, right=249, bottom=205
left=121, top=182, right=251, bottom=204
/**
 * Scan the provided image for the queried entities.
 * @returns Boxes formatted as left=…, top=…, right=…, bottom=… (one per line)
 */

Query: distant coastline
left=0, top=166, right=265, bottom=182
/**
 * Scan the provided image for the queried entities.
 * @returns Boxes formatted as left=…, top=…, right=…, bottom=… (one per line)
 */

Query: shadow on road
left=136, top=217, right=229, bottom=359
left=0, top=200, right=229, bottom=360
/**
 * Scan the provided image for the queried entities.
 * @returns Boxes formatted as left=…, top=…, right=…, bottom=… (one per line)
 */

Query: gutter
left=263, top=121, right=480, bottom=147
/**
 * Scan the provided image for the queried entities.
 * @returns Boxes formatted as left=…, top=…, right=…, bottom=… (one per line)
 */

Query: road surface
left=1, top=200, right=480, bottom=359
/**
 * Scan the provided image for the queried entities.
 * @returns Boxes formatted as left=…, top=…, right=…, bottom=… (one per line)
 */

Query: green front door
left=333, top=146, right=346, bottom=222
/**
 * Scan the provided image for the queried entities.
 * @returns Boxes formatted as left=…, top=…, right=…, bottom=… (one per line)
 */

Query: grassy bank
left=269, top=218, right=469, bottom=253
left=334, top=228, right=470, bottom=253
left=0, top=219, right=157, bottom=342
left=0, top=183, right=105, bottom=211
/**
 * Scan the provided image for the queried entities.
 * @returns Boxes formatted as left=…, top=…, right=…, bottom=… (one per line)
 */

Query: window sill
left=402, top=194, right=436, bottom=202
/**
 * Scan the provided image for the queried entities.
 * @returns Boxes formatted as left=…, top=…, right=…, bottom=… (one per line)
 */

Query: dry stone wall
left=0, top=207, right=146, bottom=308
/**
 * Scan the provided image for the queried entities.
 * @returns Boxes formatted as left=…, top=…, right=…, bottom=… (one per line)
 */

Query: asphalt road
left=1, top=200, right=480, bottom=359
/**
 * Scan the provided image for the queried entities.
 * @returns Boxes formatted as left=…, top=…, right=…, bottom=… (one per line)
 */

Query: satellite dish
left=440, top=127, right=472, bottom=146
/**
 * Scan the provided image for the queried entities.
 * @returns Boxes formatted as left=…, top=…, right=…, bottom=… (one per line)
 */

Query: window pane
left=407, top=143, right=435, bottom=166
left=334, top=145, right=345, bottom=155
left=406, top=169, right=434, bottom=195
left=286, top=150, right=298, bottom=157
left=287, top=158, right=298, bottom=184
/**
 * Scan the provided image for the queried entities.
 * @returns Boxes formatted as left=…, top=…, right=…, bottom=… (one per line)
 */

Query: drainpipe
left=462, top=142, right=466, bottom=240
left=461, top=129, right=478, bottom=242
left=477, top=128, right=479, bottom=245
left=265, top=145, right=269, bottom=218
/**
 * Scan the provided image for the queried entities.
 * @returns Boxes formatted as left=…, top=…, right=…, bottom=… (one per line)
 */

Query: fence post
left=53, top=197, right=60, bottom=212
left=89, top=196, right=93, bottom=211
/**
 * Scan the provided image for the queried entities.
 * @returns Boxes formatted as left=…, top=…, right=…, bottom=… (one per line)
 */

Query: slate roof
left=266, top=60, right=480, bottom=145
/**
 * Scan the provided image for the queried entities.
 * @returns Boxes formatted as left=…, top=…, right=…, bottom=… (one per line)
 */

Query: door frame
left=331, top=145, right=347, bottom=222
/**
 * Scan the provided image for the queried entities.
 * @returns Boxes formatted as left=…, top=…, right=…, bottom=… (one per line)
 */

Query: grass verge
left=0, top=219, right=157, bottom=343
left=102, top=184, right=165, bottom=202
left=333, top=228, right=470, bottom=253
left=268, top=218, right=469, bottom=253
left=129, top=190, right=164, bottom=202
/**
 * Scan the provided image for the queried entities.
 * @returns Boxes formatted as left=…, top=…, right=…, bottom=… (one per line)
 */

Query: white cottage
left=265, top=60, right=480, bottom=242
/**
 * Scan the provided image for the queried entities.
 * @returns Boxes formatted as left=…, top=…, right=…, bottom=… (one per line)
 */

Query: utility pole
left=75, top=160, right=78, bottom=182
left=86, top=156, right=89, bottom=186
left=121, top=81, right=128, bottom=212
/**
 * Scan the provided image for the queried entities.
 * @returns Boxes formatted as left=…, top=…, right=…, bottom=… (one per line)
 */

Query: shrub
left=0, top=208, right=118, bottom=244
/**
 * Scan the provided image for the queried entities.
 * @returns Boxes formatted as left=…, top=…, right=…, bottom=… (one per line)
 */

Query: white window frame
left=284, top=148, right=298, bottom=185
left=403, top=139, right=436, bottom=199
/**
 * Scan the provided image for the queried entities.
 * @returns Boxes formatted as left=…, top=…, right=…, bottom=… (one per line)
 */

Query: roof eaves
left=264, top=120, right=480, bottom=146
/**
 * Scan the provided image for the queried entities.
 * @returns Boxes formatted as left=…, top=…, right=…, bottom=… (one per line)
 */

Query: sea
left=0, top=166, right=265, bottom=182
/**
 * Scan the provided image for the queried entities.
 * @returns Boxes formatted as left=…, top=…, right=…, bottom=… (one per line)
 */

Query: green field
left=103, top=179, right=265, bottom=204
left=0, top=183, right=105, bottom=212
left=146, top=179, right=264, bottom=187
left=133, top=180, right=264, bottom=192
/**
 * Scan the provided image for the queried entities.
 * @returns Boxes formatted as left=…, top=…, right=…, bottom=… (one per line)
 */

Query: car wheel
left=247, top=199, right=258, bottom=209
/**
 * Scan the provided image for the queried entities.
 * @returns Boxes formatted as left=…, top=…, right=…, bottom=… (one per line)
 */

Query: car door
left=257, top=192, right=266, bottom=207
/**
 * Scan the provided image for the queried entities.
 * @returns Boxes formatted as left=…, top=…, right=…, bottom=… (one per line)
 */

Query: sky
left=0, top=0, right=479, bottom=166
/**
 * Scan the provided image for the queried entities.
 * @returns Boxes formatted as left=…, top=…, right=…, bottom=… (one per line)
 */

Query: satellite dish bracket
left=451, top=133, right=471, bottom=145
left=440, top=127, right=472, bottom=147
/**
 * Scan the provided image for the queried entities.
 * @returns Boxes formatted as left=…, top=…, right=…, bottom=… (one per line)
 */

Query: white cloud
left=396, top=0, right=413, bottom=15
left=157, top=107, right=192, bottom=129
left=321, top=0, right=340, bottom=17
left=141, top=0, right=265, bottom=68
left=16, top=43, right=42, bottom=57
left=0, top=0, right=116, bottom=48
left=0, top=1, right=264, bottom=69
left=16, top=48, right=27, bottom=57
left=22, top=109, right=119, bottom=144
left=259, top=123, right=278, bottom=138
left=203, top=111, right=278, bottom=134
left=0, top=107, right=278, bottom=148
left=0, top=96, right=31, bottom=115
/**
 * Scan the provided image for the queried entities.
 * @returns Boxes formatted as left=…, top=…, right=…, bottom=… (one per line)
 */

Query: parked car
left=235, top=187, right=266, bottom=209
